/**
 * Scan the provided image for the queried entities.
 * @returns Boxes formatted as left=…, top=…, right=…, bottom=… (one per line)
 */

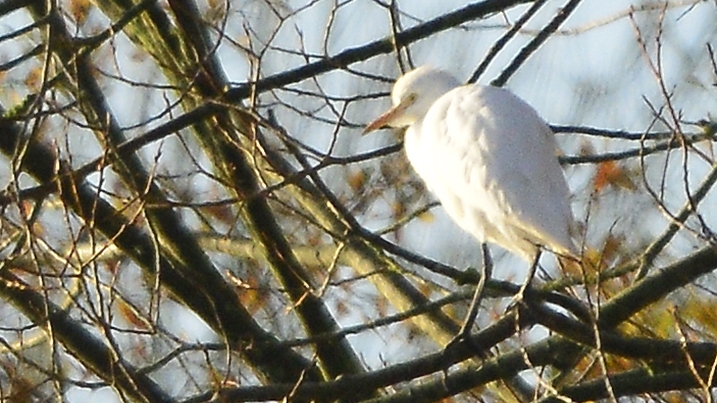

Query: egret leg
left=445, top=243, right=492, bottom=350
left=507, top=251, right=542, bottom=310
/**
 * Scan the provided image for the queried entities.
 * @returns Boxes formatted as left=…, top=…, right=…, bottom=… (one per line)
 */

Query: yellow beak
left=363, top=97, right=412, bottom=135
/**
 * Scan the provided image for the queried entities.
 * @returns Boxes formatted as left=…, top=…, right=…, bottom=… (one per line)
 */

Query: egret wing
left=408, top=85, right=576, bottom=258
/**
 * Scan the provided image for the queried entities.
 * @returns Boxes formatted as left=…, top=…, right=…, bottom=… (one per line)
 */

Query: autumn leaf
left=204, top=203, right=235, bottom=223
left=392, top=200, right=406, bottom=218
left=417, top=209, right=435, bottom=223
left=593, top=160, right=637, bottom=193
left=118, top=299, right=151, bottom=330
left=227, top=271, right=267, bottom=314
left=347, top=169, right=367, bottom=192
left=70, top=0, right=91, bottom=25
left=23, top=67, right=42, bottom=91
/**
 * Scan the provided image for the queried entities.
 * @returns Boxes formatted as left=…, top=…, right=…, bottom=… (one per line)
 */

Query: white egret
left=364, top=66, right=578, bottom=342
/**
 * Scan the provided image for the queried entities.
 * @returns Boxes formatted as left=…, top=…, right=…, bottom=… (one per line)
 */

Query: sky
left=1, top=0, right=717, bottom=398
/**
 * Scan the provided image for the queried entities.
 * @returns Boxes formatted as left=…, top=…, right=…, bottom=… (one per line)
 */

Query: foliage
left=0, top=0, right=716, bottom=402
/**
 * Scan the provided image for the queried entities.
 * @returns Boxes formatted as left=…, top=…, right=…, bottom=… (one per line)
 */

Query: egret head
left=364, top=66, right=461, bottom=134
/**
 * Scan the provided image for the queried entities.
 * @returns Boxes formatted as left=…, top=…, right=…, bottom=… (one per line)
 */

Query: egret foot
left=445, top=244, right=492, bottom=354
left=443, top=328, right=485, bottom=358
left=505, top=284, right=531, bottom=312
left=445, top=327, right=470, bottom=352
left=443, top=334, right=463, bottom=354
left=505, top=252, right=541, bottom=312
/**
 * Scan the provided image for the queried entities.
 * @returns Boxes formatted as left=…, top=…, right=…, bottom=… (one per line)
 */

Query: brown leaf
left=118, top=299, right=150, bottom=330
left=228, top=271, right=267, bottom=314
left=23, top=67, right=42, bottom=91
left=70, top=0, right=91, bottom=25
left=593, top=160, right=636, bottom=193
left=347, top=169, right=367, bottom=192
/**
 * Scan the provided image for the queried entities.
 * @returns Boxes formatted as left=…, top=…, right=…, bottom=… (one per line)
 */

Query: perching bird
left=364, top=66, right=578, bottom=342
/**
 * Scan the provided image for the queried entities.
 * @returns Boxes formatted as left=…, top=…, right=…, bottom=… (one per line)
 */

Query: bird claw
left=444, top=330, right=469, bottom=353
left=505, top=287, right=529, bottom=312
left=443, top=329, right=486, bottom=358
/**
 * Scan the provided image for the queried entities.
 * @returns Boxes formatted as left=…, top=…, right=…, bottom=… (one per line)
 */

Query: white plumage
left=364, top=66, right=578, bottom=340
left=365, top=65, right=577, bottom=263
